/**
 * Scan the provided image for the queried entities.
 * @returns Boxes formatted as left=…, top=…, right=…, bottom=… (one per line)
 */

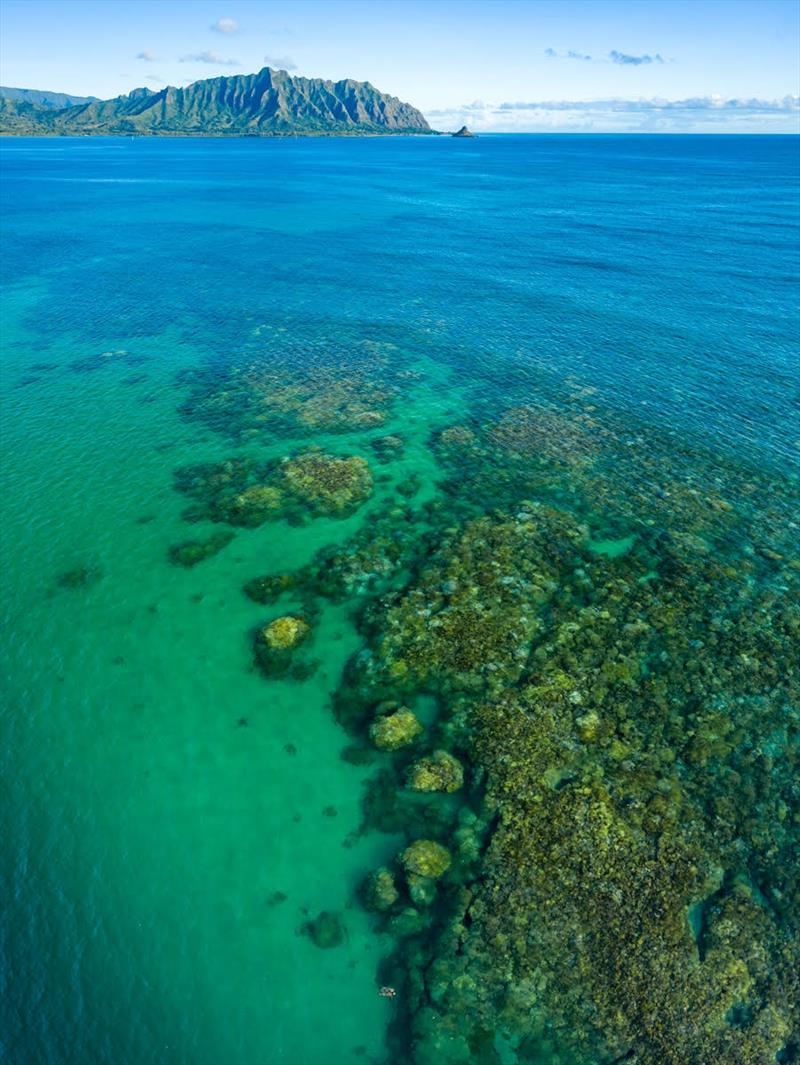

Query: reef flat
left=1, top=134, right=798, bottom=1065
left=170, top=320, right=799, bottom=1064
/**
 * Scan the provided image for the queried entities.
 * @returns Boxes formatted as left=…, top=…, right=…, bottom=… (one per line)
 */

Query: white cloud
left=145, top=75, right=165, bottom=85
left=180, top=50, right=240, bottom=66
left=211, top=18, right=238, bottom=34
left=495, top=95, right=799, bottom=113
left=609, top=50, right=664, bottom=66
left=136, top=50, right=158, bottom=62
left=545, top=48, right=592, bottom=61
left=263, top=54, right=297, bottom=72
left=545, top=48, right=667, bottom=66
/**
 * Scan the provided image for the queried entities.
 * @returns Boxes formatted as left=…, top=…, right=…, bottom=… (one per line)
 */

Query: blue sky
left=1, top=0, right=798, bottom=131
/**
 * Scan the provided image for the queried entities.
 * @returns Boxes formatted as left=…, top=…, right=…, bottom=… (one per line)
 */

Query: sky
left=0, top=0, right=798, bottom=132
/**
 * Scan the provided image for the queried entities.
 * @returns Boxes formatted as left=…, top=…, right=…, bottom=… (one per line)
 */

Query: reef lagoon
left=1, top=134, right=798, bottom=1065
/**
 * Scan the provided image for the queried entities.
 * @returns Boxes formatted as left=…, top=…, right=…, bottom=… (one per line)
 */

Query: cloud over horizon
left=491, top=94, right=798, bottom=113
left=427, top=94, right=800, bottom=133
left=136, top=50, right=158, bottom=62
left=179, top=50, right=240, bottom=66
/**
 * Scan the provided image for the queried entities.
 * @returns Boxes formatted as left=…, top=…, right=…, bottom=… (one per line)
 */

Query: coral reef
left=223, top=484, right=284, bottom=526
left=277, top=451, right=373, bottom=516
left=340, top=507, right=585, bottom=703
left=436, top=424, right=476, bottom=449
left=371, top=434, right=405, bottom=462
left=406, top=750, right=463, bottom=793
left=369, top=707, right=423, bottom=751
left=339, top=402, right=800, bottom=1064
left=177, top=344, right=403, bottom=441
left=260, top=615, right=310, bottom=651
left=401, top=840, right=452, bottom=880
left=179, top=344, right=800, bottom=1064
left=361, top=868, right=400, bottom=913
left=254, top=615, right=313, bottom=678
left=243, top=573, right=297, bottom=604
left=240, top=499, right=434, bottom=607
left=173, top=449, right=373, bottom=527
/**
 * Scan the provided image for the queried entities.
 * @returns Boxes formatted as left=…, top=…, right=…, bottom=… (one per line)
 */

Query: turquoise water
left=1, top=135, right=798, bottom=1065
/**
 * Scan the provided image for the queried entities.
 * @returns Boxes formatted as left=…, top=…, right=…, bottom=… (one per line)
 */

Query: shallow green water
left=1, top=280, right=473, bottom=1064
left=0, top=292, right=406, bottom=1065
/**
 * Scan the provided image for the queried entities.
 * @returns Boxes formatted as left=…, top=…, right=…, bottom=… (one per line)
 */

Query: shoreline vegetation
left=0, top=129, right=443, bottom=138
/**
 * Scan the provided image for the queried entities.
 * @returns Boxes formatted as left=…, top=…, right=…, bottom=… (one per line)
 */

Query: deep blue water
left=1, top=134, right=798, bottom=1065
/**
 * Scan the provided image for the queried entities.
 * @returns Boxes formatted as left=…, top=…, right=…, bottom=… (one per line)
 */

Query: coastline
left=0, top=128, right=442, bottom=138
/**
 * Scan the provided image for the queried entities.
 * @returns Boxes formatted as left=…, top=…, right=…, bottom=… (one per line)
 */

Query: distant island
left=452, top=126, right=475, bottom=137
left=0, top=67, right=432, bottom=137
left=0, top=86, right=98, bottom=110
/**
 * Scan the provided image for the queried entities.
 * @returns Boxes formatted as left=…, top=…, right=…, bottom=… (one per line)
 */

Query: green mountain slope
left=0, top=97, right=57, bottom=133
left=0, top=67, right=431, bottom=136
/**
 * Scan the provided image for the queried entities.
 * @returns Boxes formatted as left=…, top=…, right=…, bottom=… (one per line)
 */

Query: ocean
left=1, top=134, right=798, bottom=1065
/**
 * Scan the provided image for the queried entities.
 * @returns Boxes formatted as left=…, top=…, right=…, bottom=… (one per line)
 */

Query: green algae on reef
left=370, top=706, right=424, bottom=751
left=177, top=342, right=408, bottom=441
left=239, top=494, right=444, bottom=613
left=401, top=840, right=452, bottom=880
left=254, top=614, right=317, bottom=680
left=173, top=448, right=373, bottom=526
left=341, top=408, right=799, bottom=1064
left=406, top=750, right=464, bottom=794
left=171, top=341, right=800, bottom=1065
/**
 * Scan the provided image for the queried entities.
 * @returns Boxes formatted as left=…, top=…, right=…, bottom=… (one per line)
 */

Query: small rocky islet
left=168, top=340, right=799, bottom=1065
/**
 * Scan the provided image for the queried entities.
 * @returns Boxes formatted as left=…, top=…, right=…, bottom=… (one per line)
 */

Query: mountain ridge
left=0, top=86, right=98, bottom=108
left=0, top=67, right=433, bottom=136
